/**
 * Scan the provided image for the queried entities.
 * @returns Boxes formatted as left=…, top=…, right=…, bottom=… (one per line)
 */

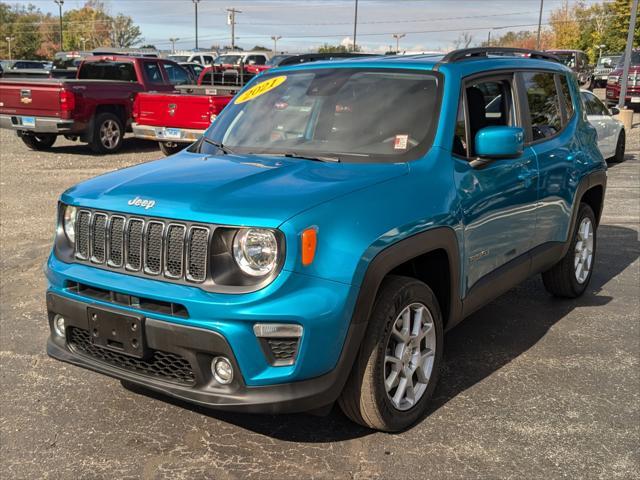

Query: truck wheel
left=542, top=203, right=596, bottom=298
left=158, top=141, right=185, bottom=156
left=609, top=129, right=625, bottom=163
left=89, top=113, right=123, bottom=154
left=20, top=133, right=56, bottom=150
left=339, top=275, right=443, bottom=432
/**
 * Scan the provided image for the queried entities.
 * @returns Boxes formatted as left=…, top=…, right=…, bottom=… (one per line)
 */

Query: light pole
left=227, top=8, right=242, bottom=50
left=352, top=0, right=359, bottom=52
left=597, top=44, right=606, bottom=61
left=169, top=37, right=179, bottom=54
left=271, top=35, right=282, bottom=54
left=80, top=36, right=87, bottom=51
left=392, top=34, right=405, bottom=53
left=193, top=0, right=200, bottom=50
left=536, top=0, right=544, bottom=50
left=5, top=36, right=15, bottom=61
left=618, top=0, right=639, bottom=110
left=54, top=0, right=64, bottom=50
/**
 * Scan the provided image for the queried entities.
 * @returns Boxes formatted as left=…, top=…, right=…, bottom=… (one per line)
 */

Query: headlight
left=607, top=75, right=619, bottom=85
left=63, top=205, right=77, bottom=243
left=233, top=228, right=278, bottom=277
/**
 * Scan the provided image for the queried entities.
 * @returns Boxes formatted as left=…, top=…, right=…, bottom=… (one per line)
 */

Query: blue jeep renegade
left=46, top=48, right=607, bottom=431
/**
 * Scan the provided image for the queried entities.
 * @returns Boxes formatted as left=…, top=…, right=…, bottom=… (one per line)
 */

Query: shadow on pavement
left=44, top=137, right=160, bottom=155
left=123, top=225, right=639, bottom=442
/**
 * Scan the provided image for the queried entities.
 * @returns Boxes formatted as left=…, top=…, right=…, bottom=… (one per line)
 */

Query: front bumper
left=131, top=122, right=204, bottom=144
left=0, top=114, right=75, bottom=133
left=46, top=292, right=363, bottom=413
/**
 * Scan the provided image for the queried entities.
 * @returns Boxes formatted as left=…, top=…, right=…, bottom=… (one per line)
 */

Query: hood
left=62, top=150, right=408, bottom=227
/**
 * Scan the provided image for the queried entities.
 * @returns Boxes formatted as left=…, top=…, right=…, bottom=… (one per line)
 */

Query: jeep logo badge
left=20, top=89, right=32, bottom=104
left=127, top=196, right=156, bottom=210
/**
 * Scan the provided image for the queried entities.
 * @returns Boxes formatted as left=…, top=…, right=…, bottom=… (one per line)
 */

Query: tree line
left=1, top=0, right=143, bottom=60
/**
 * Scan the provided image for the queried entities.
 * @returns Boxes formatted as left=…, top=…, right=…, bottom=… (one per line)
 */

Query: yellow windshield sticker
left=234, top=76, right=287, bottom=104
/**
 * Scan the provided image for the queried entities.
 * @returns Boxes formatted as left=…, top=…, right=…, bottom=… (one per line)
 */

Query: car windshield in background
left=202, top=68, right=441, bottom=163
left=215, top=55, right=242, bottom=65
left=553, top=53, right=575, bottom=67
left=597, top=55, right=620, bottom=67
left=167, top=55, right=189, bottom=63
left=266, top=54, right=292, bottom=66
left=78, top=61, right=137, bottom=81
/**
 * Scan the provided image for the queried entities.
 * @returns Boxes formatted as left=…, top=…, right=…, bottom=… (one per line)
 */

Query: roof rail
left=441, top=47, right=560, bottom=63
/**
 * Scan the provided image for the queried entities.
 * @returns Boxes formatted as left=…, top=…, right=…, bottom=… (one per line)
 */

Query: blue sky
left=28, top=0, right=602, bottom=52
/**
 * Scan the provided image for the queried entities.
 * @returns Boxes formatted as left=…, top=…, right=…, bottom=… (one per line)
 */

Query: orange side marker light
left=301, top=228, right=317, bottom=266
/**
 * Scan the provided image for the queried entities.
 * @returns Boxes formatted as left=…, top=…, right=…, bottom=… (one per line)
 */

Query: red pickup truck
left=606, top=50, right=640, bottom=107
left=0, top=55, right=190, bottom=153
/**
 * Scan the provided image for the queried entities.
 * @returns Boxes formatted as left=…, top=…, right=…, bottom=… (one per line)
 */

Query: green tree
left=317, top=43, right=360, bottom=53
left=110, top=13, right=143, bottom=48
left=603, top=0, right=640, bottom=53
left=250, top=45, right=270, bottom=51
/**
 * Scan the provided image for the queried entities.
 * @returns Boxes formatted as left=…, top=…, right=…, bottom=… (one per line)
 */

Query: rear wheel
left=158, top=141, right=185, bottom=156
left=609, top=129, right=625, bottom=163
left=542, top=203, right=596, bottom=298
left=20, top=133, right=56, bottom=150
left=89, top=113, right=123, bottom=154
left=339, top=275, right=443, bottom=431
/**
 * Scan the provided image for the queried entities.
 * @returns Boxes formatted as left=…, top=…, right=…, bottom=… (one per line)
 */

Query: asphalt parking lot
left=1, top=121, right=638, bottom=478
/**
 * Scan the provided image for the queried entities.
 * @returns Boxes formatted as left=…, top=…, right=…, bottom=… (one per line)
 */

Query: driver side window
left=453, top=77, right=515, bottom=157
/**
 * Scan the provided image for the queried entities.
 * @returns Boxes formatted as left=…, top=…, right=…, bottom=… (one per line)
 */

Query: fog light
left=211, top=356, right=233, bottom=384
left=53, top=314, right=66, bottom=337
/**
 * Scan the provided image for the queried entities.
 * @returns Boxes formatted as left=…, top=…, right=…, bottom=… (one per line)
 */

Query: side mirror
left=248, top=60, right=256, bottom=65
left=475, top=126, right=524, bottom=160
left=609, top=106, right=620, bottom=116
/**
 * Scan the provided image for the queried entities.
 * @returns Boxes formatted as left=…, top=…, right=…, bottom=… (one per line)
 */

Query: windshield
left=552, top=53, right=575, bottom=67
left=215, top=55, right=242, bottom=65
left=597, top=55, right=620, bottom=67
left=167, top=55, right=189, bottom=63
left=618, top=51, right=640, bottom=67
left=267, top=54, right=291, bottom=66
left=201, top=68, right=441, bottom=163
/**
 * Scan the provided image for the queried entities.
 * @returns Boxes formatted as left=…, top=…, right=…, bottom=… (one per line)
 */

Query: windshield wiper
left=202, top=137, right=234, bottom=155
left=282, top=152, right=341, bottom=163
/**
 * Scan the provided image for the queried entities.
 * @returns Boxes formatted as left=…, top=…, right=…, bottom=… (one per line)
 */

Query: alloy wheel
left=384, top=303, right=436, bottom=411
left=100, top=120, right=121, bottom=150
left=574, top=217, right=594, bottom=284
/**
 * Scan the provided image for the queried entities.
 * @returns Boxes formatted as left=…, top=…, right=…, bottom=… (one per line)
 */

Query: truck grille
left=75, top=209, right=210, bottom=284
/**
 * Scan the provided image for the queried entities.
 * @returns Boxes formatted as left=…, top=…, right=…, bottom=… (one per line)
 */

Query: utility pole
left=618, top=0, right=639, bottom=110
left=487, top=30, right=491, bottom=47
left=193, top=0, right=200, bottom=50
left=536, top=0, right=544, bottom=50
left=227, top=8, right=242, bottom=50
left=352, top=0, right=359, bottom=52
left=5, top=36, right=15, bottom=61
left=271, top=35, right=282, bottom=54
left=169, top=37, right=179, bottom=54
left=54, top=0, right=64, bottom=50
left=392, top=34, right=405, bottom=53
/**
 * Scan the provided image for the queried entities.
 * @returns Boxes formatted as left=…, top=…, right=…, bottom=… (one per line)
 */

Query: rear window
left=522, top=71, right=562, bottom=141
left=78, top=61, right=137, bottom=81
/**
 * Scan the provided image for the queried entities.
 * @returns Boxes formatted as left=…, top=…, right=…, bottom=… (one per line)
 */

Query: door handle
left=518, top=171, right=538, bottom=188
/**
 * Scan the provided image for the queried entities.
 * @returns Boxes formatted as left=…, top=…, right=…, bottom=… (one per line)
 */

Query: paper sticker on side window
left=234, top=76, right=287, bottom=104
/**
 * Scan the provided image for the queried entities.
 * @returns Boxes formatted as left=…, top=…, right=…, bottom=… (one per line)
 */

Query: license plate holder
left=87, top=307, right=146, bottom=358
left=21, top=116, right=35, bottom=127
left=163, top=127, right=182, bottom=139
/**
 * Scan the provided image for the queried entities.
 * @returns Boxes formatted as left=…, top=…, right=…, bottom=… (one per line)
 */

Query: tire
left=158, top=141, right=185, bottom=156
left=609, top=129, right=625, bottom=163
left=89, top=112, right=124, bottom=154
left=338, top=275, right=444, bottom=432
left=20, top=133, right=56, bottom=150
left=542, top=203, right=597, bottom=298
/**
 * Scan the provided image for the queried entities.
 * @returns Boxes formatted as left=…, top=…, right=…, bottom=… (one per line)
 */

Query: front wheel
left=339, top=275, right=443, bottom=431
left=542, top=203, right=597, bottom=298
left=20, top=133, right=56, bottom=150
left=89, top=112, right=124, bottom=154
left=158, top=141, right=185, bottom=156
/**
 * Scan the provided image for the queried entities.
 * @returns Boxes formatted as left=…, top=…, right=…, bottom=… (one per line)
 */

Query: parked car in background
left=606, top=50, right=640, bottom=107
left=581, top=90, right=625, bottom=163
left=245, top=52, right=379, bottom=74
left=0, top=56, right=190, bottom=153
left=179, top=62, right=205, bottom=82
left=9, top=60, right=49, bottom=69
left=46, top=48, right=607, bottom=432
left=167, top=52, right=217, bottom=65
left=546, top=49, right=593, bottom=89
left=593, top=54, right=621, bottom=88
